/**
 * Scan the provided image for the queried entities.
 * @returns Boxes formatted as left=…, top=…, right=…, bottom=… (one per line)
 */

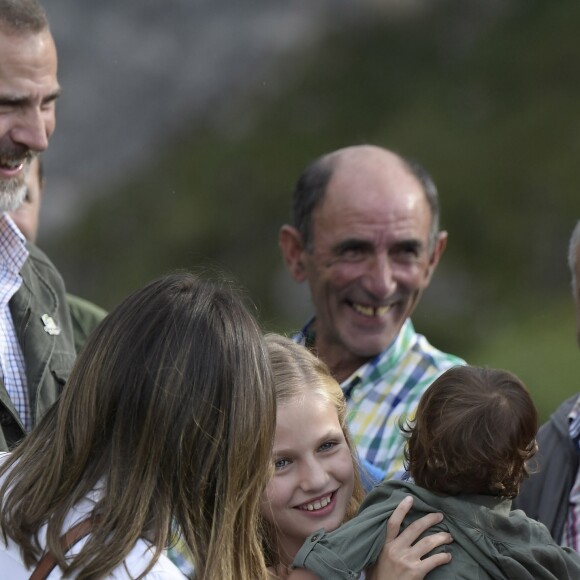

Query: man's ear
left=279, top=225, right=308, bottom=283
left=425, top=230, right=448, bottom=284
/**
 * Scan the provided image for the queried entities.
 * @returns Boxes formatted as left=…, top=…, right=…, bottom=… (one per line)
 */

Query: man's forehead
left=319, top=168, right=429, bottom=222
left=311, top=206, right=431, bottom=253
left=309, top=180, right=431, bottom=253
left=0, top=28, right=58, bottom=88
left=332, top=149, right=419, bottom=191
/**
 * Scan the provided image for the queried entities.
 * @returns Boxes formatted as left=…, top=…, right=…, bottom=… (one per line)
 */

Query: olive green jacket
left=294, top=480, right=580, bottom=579
left=1, top=244, right=77, bottom=451
left=67, top=293, right=107, bottom=354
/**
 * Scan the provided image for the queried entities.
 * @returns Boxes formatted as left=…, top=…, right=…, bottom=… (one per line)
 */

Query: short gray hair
left=568, top=221, right=580, bottom=294
left=0, top=0, right=48, bottom=34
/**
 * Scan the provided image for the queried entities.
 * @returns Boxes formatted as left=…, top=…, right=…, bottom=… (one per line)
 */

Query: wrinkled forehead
left=313, top=165, right=432, bottom=245
left=0, top=28, right=59, bottom=93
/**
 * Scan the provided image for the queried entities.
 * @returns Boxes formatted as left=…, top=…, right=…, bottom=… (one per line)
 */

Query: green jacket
left=1, top=244, right=77, bottom=451
left=294, top=480, right=580, bottom=579
left=66, top=293, right=107, bottom=354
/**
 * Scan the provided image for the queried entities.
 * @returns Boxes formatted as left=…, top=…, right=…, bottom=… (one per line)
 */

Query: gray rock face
left=40, top=0, right=359, bottom=233
left=40, top=0, right=503, bottom=235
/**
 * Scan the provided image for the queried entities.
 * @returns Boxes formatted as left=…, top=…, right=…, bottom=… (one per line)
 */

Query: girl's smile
left=261, top=391, right=355, bottom=563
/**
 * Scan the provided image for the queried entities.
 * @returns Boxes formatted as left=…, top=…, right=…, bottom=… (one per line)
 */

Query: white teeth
left=352, top=303, right=391, bottom=317
left=300, top=494, right=331, bottom=511
left=0, top=158, right=24, bottom=170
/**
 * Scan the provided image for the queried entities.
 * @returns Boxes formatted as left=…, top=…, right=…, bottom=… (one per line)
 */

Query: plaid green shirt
left=294, top=318, right=465, bottom=481
left=166, top=537, right=195, bottom=579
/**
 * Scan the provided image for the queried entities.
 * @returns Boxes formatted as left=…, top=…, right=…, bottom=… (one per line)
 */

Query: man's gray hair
left=568, top=221, right=580, bottom=294
left=0, top=0, right=48, bottom=34
left=291, top=147, right=441, bottom=253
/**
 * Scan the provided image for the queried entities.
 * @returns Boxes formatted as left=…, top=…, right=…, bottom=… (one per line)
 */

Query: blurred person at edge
left=515, top=220, right=580, bottom=551
left=9, top=155, right=106, bottom=353
left=0, top=0, right=76, bottom=450
left=280, top=144, right=465, bottom=484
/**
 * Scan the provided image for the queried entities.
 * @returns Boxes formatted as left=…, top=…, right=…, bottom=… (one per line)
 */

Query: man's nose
left=10, top=108, right=53, bottom=153
left=364, top=253, right=396, bottom=297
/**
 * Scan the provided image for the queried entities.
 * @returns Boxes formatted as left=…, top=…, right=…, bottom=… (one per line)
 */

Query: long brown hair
left=404, top=365, right=538, bottom=499
left=0, top=273, right=275, bottom=579
left=261, top=334, right=364, bottom=567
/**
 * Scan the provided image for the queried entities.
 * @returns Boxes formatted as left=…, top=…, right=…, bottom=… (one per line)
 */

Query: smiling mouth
left=350, top=302, right=391, bottom=318
left=297, top=492, right=334, bottom=512
left=0, top=156, right=26, bottom=173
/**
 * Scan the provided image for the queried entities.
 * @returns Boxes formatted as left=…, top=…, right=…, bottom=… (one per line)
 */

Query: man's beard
left=0, top=174, right=27, bottom=212
left=0, top=142, right=31, bottom=212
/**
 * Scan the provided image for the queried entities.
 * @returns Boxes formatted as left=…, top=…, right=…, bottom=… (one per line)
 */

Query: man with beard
left=0, top=0, right=76, bottom=450
left=280, top=145, right=465, bottom=482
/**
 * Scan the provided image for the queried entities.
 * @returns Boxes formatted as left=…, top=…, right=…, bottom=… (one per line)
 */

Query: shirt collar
left=0, top=213, right=28, bottom=275
left=297, top=317, right=416, bottom=388
left=341, top=319, right=415, bottom=386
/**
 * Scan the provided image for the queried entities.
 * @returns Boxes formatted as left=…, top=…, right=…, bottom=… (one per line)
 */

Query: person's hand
left=366, top=495, right=452, bottom=580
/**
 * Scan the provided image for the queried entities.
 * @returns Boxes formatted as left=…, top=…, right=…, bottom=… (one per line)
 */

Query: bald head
left=292, top=145, right=440, bottom=253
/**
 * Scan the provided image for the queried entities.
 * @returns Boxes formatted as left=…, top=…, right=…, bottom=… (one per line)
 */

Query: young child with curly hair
left=292, top=365, right=580, bottom=579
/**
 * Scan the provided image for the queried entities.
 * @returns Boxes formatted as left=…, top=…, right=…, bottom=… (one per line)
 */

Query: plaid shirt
left=562, top=395, right=580, bottom=550
left=0, top=214, right=30, bottom=431
left=166, top=537, right=195, bottom=579
left=295, top=318, right=465, bottom=481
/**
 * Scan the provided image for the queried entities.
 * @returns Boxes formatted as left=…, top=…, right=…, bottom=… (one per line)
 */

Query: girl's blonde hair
left=261, top=333, right=364, bottom=567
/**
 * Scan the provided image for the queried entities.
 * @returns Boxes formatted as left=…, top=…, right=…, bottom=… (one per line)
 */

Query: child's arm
left=365, top=496, right=452, bottom=580
left=288, top=496, right=452, bottom=580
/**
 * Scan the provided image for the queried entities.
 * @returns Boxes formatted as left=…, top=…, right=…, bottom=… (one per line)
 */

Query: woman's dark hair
left=0, top=272, right=275, bottom=579
left=404, top=365, right=538, bottom=499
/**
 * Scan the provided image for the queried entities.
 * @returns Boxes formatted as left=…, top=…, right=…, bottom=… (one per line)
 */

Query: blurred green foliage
left=47, top=0, right=580, bottom=421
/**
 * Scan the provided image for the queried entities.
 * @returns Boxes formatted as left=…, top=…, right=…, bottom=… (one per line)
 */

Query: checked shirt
left=294, top=318, right=465, bottom=481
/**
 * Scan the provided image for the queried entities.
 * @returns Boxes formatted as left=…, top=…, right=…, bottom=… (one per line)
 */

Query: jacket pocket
left=48, top=352, right=76, bottom=388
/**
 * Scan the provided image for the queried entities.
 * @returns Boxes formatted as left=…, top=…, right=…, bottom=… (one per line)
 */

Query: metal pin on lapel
left=41, top=314, right=61, bottom=336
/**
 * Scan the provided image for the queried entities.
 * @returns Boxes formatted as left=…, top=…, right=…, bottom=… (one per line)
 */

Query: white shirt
left=0, top=453, right=187, bottom=579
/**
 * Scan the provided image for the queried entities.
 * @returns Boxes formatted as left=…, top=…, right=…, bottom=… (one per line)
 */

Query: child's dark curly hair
left=403, top=365, right=538, bottom=499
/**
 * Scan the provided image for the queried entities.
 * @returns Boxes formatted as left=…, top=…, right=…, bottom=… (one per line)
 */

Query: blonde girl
left=262, top=335, right=452, bottom=580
